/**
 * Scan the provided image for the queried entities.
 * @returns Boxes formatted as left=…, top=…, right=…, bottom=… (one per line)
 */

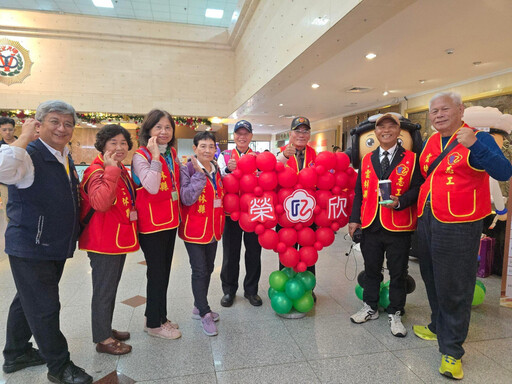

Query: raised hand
left=456, top=127, right=477, bottom=148
left=190, top=155, right=203, bottom=173
left=147, top=136, right=160, bottom=159
left=103, top=150, right=117, bottom=167
left=283, top=143, right=296, bottom=159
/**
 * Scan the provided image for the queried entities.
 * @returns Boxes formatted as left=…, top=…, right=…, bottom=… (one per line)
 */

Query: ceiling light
left=205, top=9, right=224, bottom=19
left=231, top=11, right=239, bottom=22
left=279, top=103, right=284, bottom=106
left=311, top=83, right=320, bottom=89
left=445, top=48, right=454, bottom=55
left=365, top=53, right=376, bottom=60
left=419, top=79, right=425, bottom=84
left=92, top=0, right=113, bottom=8
left=312, top=16, right=329, bottom=26
left=210, top=117, right=222, bottom=124
left=383, top=91, right=389, bottom=96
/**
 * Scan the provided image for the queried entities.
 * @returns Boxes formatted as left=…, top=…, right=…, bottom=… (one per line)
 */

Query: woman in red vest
left=179, top=131, right=225, bottom=336
left=79, top=124, right=138, bottom=355
left=132, top=110, right=182, bottom=340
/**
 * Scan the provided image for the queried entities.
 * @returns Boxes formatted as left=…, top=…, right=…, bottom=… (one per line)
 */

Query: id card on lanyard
left=120, top=169, right=138, bottom=221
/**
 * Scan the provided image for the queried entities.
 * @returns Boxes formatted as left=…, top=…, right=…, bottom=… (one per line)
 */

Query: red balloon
left=314, top=241, right=323, bottom=251
left=314, top=209, right=332, bottom=227
left=278, top=188, right=293, bottom=204
left=335, top=152, right=350, bottom=172
left=255, top=224, right=265, bottom=235
left=278, top=212, right=294, bottom=227
left=278, top=167, right=298, bottom=188
left=258, top=229, right=279, bottom=250
left=299, top=246, right=318, bottom=267
left=230, top=211, right=240, bottom=221
left=294, top=223, right=303, bottom=231
left=223, top=193, right=240, bottom=213
left=316, top=190, right=333, bottom=209
left=276, top=204, right=284, bottom=214
left=258, top=171, right=278, bottom=191
left=297, top=227, right=316, bottom=247
left=331, top=222, right=340, bottom=232
left=239, top=212, right=257, bottom=232
left=223, top=174, right=240, bottom=194
left=317, top=172, right=335, bottom=190
left=279, top=247, right=300, bottom=268
left=276, top=242, right=287, bottom=253
left=334, top=171, right=349, bottom=189
left=315, top=151, right=336, bottom=171
left=332, top=186, right=342, bottom=195
left=337, top=215, right=349, bottom=228
left=275, top=162, right=285, bottom=172
left=254, top=186, right=263, bottom=196
left=256, top=151, right=277, bottom=172
left=278, top=227, right=298, bottom=247
left=316, top=227, right=335, bottom=247
left=303, top=216, right=315, bottom=228
left=237, top=154, right=257, bottom=174
left=263, top=218, right=278, bottom=229
left=315, top=165, right=326, bottom=175
left=298, top=167, right=317, bottom=189
left=240, top=174, right=258, bottom=193
left=295, top=261, right=307, bottom=273
left=240, top=193, right=255, bottom=211
left=232, top=169, right=242, bottom=179
left=313, top=205, right=322, bottom=215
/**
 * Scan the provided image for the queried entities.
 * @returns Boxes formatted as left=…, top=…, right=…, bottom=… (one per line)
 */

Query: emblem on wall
left=0, top=38, right=33, bottom=86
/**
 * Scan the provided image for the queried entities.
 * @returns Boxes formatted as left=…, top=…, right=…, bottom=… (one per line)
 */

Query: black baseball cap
left=291, top=116, right=311, bottom=130
left=234, top=120, right=252, bottom=133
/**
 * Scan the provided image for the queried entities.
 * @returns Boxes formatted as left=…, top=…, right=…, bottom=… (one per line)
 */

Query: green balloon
left=475, top=280, right=486, bottom=294
left=355, top=284, right=364, bottom=301
left=297, top=271, right=316, bottom=291
left=379, top=286, right=390, bottom=309
left=271, top=292, right=293, bottom=314
left=293, top=291, right=315, bottom=313
left=268, top=287, right=278, bottom=299
left=282, top=267, right=297, bottom=279
left=269, top=270, right=289, bottom=291
left=472, top=284, right=486, bottom=306
left=285, top=278, right=306, bottom=300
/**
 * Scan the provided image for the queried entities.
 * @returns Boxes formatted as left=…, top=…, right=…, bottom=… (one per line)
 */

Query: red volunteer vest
left=134, top=147, right=181, bottom=234
left=417, top=125, right=491, bottom=222
left=280, top=144, right=316, bottom=172
left=79, top=155, right=139, bottom=254
left=360, top=150, right=417, bottom=231
left=179, top=165, right=225, bottom=244
left=222, top=147, right=254, bottom=164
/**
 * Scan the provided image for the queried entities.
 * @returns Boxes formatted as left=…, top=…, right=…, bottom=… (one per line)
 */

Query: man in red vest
left=218, top=120, right=263, bottom=307
left=349, top=113, right=423, bottom=337
left=414, top=92, right=512, bottom=379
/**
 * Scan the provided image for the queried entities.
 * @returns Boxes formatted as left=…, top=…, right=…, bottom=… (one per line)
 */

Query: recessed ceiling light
left=279, top=103, right=284, bottom=106
left=205, top=8, right=224, bottom=19
left=312, top=16, right=329, bottom=26
left=383, top=91, right=389, bottom=96
left=419, top=79, right=426, bottom=84
left=92, top=0, right=113, bottom=8
left=445, top=48, right=454, bottom=55
left=365, top=53, right=377, bottom=60
left=210, top=117, right=222, bottom=124
left=311, top=83, right=320, bottom=89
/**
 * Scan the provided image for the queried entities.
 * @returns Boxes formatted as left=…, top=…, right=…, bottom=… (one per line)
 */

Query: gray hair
left=35, top=100, right=78, bottom=125
left=429, top=92, right=462, bottom=110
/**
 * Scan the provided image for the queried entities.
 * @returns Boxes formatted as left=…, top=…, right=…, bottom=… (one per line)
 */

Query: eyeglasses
left=45, top=118, right=74, bottom=130
left=294, top=129, right=310, bottom=135
left=152, top=126, right=173, bottom=132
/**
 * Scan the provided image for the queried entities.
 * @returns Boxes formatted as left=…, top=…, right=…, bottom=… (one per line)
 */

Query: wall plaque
left=0, top=38, right=33, bottom=86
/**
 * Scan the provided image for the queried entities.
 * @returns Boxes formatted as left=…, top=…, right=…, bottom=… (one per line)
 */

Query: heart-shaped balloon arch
left=222, top=150, right=357, bottom=314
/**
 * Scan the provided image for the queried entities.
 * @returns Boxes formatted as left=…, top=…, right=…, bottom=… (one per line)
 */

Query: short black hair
left=139, top=109, right=175, bottom=148
left=0, top=117, right=15, bottom=127
left=193, top=131, right=216, bottom=146
left=95, top=124, right=133, bottom=153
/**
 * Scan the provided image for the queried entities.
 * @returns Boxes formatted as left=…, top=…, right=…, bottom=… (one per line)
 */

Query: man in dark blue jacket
left=0, top=100, right=92, bottom=384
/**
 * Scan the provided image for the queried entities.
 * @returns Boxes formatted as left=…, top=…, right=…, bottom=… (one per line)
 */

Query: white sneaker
left=388, top=311, right=407, bottom=337
left=350, top=302, right=379, bottom=324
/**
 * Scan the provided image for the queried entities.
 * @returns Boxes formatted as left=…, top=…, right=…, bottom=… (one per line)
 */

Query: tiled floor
left=1, top=225, right=512, bottom=383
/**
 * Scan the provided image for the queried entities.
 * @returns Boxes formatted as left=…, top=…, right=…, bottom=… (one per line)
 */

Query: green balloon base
left=276, top=309, right=307, bottom=319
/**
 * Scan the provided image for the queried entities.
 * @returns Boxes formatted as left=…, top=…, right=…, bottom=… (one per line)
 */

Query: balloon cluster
left=472, top=280, right=486, bottom=306
left=223, top=150, right=357, bottom=273
left=268, top=268, right=316, bottom=314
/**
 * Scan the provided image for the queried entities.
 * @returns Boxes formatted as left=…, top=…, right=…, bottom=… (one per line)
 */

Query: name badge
left=129, top=209, right=138, bottom=221
left=171, top=191, right=178, bottom=201
left=214, top=198, right=222, bottom=208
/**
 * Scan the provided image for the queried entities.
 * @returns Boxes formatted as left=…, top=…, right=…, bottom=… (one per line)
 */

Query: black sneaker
left=47, top=361, right=93, bottom=384
left=244, top=293, right=262, bottom=306
left=3, top=347, right=46, bottom=373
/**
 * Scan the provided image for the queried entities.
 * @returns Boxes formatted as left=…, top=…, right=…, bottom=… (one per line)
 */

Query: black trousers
left=88, top=252, right=126, bottom=343
left=139, top=228, right=177, bottom=329
left=360, top=227, right=411, bottom=314
left=417, top=205, right=482, bottom=359
left=276, top=224, right=315, bottom=275
left=185, top=241, right=217, bottom=317
left=221, top=216, right=262, bottom=296
left=3, top=256, right=70, bottom=374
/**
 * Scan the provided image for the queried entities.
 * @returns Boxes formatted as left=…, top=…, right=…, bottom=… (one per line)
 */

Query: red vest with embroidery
left=79, top=155, right=139, bottom=254
left=417, top=125, right=491, bottom=222
left=179, top=166, right=225, bottom=244
left=134, top=146, right=181, bottom=234
left=280, top=144, right=316, bottom=172
left=360, top=150, right=418, bottom=231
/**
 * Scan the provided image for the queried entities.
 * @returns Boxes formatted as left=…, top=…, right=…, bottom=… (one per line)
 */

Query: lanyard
left=203, top=167, right=218, bottom=197
left=162, top=150, right=177, bottom=189
left=120, top=168, right=135, bottom=206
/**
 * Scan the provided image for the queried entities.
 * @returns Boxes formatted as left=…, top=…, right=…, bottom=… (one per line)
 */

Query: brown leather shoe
left=112, top=329, right=130, bottom=341
left=96, top=340, right=132, bottom=355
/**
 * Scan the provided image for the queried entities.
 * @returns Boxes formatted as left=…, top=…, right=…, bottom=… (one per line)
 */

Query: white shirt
left=379, top=144, right=398, bottom=164
left=0, top=139, right=70, bottom=189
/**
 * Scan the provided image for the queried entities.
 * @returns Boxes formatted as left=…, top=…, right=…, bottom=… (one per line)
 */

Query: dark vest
left=5, top=140, right=80, bottom=260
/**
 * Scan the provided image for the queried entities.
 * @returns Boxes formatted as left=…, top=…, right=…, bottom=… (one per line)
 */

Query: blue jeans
left=417, top=203, right=482, bottom=359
